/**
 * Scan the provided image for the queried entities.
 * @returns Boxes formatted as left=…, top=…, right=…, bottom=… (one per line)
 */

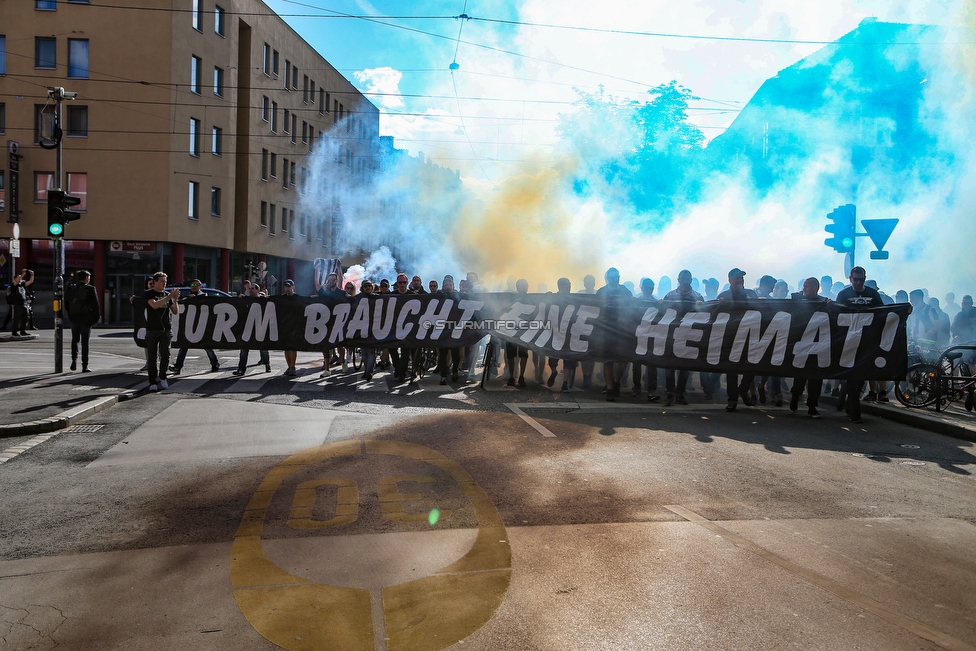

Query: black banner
left=134, top=294, right=909, bottom=380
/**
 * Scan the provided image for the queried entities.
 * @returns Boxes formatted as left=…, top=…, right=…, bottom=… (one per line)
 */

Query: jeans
left=145, top=329, right=172, bottom=384
left=791, top=378, right=823, bottom=408
left=70, top=322, right=92, bottom=366
left=173, top=346, right=219, bottom=370
left=726, top=373, right=755, bottom=404
left=633, top=364, right=658, bottom=391
left=238, top=348, right=270, bottom=372
left=438, top=347, right=461, bottom=377
left=666, top=369, right=689, bottom=396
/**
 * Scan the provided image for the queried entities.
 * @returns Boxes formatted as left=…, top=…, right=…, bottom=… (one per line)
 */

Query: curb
left=821, top=396, right=976, bottom=443
left=0, top=395, right=119, bottom=438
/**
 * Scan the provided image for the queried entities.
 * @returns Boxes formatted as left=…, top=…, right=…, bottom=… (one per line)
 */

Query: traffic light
left=825, top=204, right=856, bottom=253
left=46, top=190, right=82, bottom=238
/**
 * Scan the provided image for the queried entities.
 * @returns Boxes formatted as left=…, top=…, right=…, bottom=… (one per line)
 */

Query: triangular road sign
left=860, top=218, right=898, bottom=250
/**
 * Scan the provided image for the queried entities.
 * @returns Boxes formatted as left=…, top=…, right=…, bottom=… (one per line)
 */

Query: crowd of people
left=57, top=263, right=974, bottom=413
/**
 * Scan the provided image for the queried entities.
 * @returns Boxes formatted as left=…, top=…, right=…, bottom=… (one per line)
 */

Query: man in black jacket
left=67, top=270, right=101, bottom=371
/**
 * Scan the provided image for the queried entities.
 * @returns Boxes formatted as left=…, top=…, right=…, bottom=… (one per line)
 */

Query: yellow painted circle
left=230, top=439, right=511, bottom=651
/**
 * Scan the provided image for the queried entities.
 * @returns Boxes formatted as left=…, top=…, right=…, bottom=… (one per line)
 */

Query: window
left=303, top=75, right=308, bottom=103
left=261, top=96, right=269, bottom=121
left=269, top=203, right=276, bottom=234
left=310, top=80, right=315, bottom=103
left=269, top=152, right=277, bottom=178
left=270, top=101, right=277, bottom=132
left=326, top=92, right=331, bottom=112
left=263, top=43, right=270, bottom=75
left=308, top=127, right=314, bottom=153
left=272, top=50, right=279, bottom=77
left=188, top=181, right=199, bottom=219
left=290, top=161, right=296, bottom=187
left=212, top=126, right=222, bottom=156
left=36, top=0, right=57, bottom=9
left=35, top=37, right=56, bottom=69
left=0, top=103, right=5, bottom=133
left=260, top=201, right=267, bottom=227
left=67, top=173, right=87, bottom=211
left=211, top=187, right=221, bottom=216
left=66, top=105, right=87, bottom=137
left=302, top=121, right=307, bottom=143
left=67, top=39, right=89, bottom=78
left=214, top=5, right=225, bottom=36
left=282, top=159, right=288, bottom=188
left=283, top=110, right=290, bottom=134
left=192, top=0, right=202, bottom=31
left=300, top=166, right=306, bottom=195
left=291, top=114, right=297, bottom=143
left=319, top=89, right=325, bottom=114
left=0, top=36, right=5, bottom=76
left=190, top=55, right=202, bottom=93
left=281, top=209, right=288, bottom=232
left=291, top=65, right=298, bottom=90
left=189, top=118, right=201, bottom=156
left=284, top=61, right=291, bottom=89
left=34, top=172, right=54, bottom=202
left=213, top=66, right=224, bottom=96
left=261, top=149, right=268, bottom=180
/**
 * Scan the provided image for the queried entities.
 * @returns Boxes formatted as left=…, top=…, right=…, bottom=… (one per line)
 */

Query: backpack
left=67, top=284, right=88, bottom=319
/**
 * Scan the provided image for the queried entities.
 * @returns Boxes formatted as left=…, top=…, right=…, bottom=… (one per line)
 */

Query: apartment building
left=0, top=0, right=379, bottom=322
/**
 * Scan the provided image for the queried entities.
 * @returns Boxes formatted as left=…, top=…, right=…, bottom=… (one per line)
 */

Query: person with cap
left=170, top=279, right=220, bottom=375
left=834, top=266, right=886, bottom=423
left=717, top=268, right=759, bottom=412
left=67, top=270, right=100, bottom=372
left=756, top=273, right=782, bottom=406
left=789, top=277, right=829, bottom=418
left=631, top=277, right=660, bottom=400
left=281, top=279, right=299, bottom=376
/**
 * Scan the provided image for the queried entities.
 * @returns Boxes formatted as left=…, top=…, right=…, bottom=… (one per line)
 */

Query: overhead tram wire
left=448, top=3, right=495, bottom=187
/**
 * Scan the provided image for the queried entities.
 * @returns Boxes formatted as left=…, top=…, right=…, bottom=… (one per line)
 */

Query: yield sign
left=860, top=218, right=898, bottom=250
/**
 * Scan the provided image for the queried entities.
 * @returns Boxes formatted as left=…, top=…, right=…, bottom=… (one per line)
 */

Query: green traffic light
left=841, top=237, right=854, bottom=248
left=49, top=223, right=64, bottom=236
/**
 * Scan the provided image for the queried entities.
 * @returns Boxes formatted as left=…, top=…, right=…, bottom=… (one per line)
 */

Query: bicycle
left=935, top=346, right=976, bottom=412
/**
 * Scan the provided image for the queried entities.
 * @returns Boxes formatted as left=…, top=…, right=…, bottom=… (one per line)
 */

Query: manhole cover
left=64, top=424, right=105, bottom=433
left=900, top=444, right=920, bottom=449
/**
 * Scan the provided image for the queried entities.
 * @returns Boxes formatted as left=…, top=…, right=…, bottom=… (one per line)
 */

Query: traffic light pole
left=50, top=87, right=71, bottom=373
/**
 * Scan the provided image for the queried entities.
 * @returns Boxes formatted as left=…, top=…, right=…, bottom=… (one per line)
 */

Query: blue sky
left=272, top=1, right=975, bottom=293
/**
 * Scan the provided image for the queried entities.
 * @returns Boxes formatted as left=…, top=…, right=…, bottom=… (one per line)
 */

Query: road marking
left=504, top=404, right=558, bottom=437
left=231, top=439, right=511, bottom=651
left=664, top=505, right=976, bottom=651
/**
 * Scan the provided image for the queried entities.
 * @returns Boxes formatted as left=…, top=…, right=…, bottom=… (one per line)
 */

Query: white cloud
left=353, top=66, right=405, bottom=109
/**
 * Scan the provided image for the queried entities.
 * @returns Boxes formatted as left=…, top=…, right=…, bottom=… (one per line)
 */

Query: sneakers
left=149, top=384, right=158, bottom=392
left=320, top=368, right=331, bottom=378
left=664, top=393, right=675, bottom=406
left=507, top=377, right=516, bottom=387
left=808, top=407, right=821, bottom=419
left=210, top=365, right=220, bottom=373
left=159, top=379, right=169, bottom=389
left=169, top=365, right=181, bottom=375
left=363, top=372, right=373, bottom=381
left=877, top=394, right=889, bottom=403
left=517, top=376, right=526, bottom=388
left=342, top=361, right=349, bottom=373
left=775, top=396, right=783, bottom=407
left=233, top=370, right=245, bottom=376
left=70, top=360, right=77, bottom=371
left=561, top=381, right=570, bottom=393
left=265, top=364, right=272, bottom=373
left=284, top=367, right=297, bottom=376
left=675, top=394, right=689, bottom=405
left=850, top=416, right=863, bottom=424
left=864, top=391, right=878, bottom=402
left=648, top=393, right=661, bottom=403
left=82, top=366, right=91, bottom=373
left=440, top=377, right=448, bottom=385
left=726, top=402, right=737, bottom=412
left=547, top=370, right=557, bottom=388
left=789, top=395, right=799, bottom=413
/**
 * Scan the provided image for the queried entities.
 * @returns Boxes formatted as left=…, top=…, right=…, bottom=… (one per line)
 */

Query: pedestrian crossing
left=162, top=366, right=476, bottom=395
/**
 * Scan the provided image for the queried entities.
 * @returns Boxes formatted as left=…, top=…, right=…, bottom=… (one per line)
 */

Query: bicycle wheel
left=946, top=361, right=972, bottom=409
left=895, top=363, right=939, bottom=408
left=351, top=347, right=362, bottom=371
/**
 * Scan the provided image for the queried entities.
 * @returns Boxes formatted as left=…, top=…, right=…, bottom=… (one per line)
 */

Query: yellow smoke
left=450, top=153, right=610, bottom=291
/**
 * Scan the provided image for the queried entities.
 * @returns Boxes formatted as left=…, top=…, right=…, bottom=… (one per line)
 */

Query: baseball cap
left=283, top=279, right=295, bottom=286
left=728, top=268, right=746, bottom=278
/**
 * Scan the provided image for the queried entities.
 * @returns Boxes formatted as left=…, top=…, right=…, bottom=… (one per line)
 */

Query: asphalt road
left=1, top=331, right=976, bottom=651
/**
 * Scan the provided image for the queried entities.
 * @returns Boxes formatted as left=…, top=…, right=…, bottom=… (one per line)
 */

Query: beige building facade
left=0, top=0, right=379, bottom=322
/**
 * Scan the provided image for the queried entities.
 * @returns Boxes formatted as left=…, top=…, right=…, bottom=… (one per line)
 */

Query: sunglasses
left=190, top=283, right=201, bottom=287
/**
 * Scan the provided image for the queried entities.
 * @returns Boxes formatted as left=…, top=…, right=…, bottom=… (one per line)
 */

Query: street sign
left=861, top=218, right=899, bottom=251
left=7, top=140, right=20, bottom=224
left=10, top=240, right=20, bottom=258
